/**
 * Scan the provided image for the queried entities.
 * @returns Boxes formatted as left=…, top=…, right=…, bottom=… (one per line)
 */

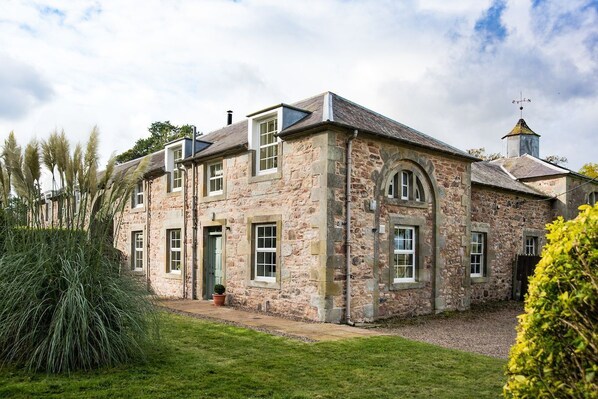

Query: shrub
left=504, top=204, right=598, bottom=398
left=214, top=284, right=226, bottom=295
left=0, top=129, right=156, bottom=373
left=0, top=228, right=156, bottom=373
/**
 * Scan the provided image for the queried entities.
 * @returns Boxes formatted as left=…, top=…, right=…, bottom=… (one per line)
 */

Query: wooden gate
left=512, top=255, right=541, bottom=301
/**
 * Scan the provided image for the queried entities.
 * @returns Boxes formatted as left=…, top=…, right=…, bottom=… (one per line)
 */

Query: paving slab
left=160, top=299, right=387, bottom=342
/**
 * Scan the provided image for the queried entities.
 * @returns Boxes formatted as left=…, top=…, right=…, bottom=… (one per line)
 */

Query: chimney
left=227, top=110, right=233, bottom=126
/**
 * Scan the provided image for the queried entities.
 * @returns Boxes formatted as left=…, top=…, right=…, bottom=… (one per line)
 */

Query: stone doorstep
left=160, top=299, right=387, bottom=342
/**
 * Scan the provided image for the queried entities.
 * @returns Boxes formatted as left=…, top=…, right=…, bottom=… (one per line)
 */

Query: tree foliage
left=504, top=204, right=598, bottom=398
left=467, top=147, right=502, bottom=161
left=115, top=121, right=195, bottom=164
left=544, top=154, right=568, bottom=165
left=579, top=162, right=598, bottom=179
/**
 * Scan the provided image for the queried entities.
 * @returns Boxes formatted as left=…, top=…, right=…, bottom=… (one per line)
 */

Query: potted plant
left=213, top=284, right=226, bottom=306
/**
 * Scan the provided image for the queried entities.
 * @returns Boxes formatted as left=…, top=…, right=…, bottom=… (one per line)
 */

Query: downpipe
left=346, top=129, right=358, bottom=326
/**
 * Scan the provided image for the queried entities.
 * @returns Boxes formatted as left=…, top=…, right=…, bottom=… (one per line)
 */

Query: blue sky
left=0, top=0, right=596, bottom=175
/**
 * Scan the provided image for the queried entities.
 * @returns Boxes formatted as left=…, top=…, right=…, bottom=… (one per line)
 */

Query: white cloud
left=0, top=0, right=596, bottom=180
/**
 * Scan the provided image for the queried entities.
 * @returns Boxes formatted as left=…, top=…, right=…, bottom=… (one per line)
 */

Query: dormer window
left=171, top=147, right=183, bottom=191
left=133, top=181, right=144, bottom=208
left=258, top=117, right=278, bottom=173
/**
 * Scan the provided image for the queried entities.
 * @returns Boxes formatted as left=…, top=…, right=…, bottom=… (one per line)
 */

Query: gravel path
left=372, top=301, right=523, bottom=359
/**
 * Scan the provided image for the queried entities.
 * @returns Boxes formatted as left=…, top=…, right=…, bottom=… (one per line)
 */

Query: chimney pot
left=227, top=110, right=233, bottom=126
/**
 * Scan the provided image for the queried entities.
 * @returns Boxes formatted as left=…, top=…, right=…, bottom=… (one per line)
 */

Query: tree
left=544, top=155, right=568, bottom=165
left=579, top=162, right=598, bottom=179
left=504, top=204, right=598, bottom=398
left=115, top=121, right=196, bottom=164
left=467, top=147, right=502, bottom=161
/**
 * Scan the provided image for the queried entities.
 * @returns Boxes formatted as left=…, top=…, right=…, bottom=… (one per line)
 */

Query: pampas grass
left=0, top=128, right=155, bottom=373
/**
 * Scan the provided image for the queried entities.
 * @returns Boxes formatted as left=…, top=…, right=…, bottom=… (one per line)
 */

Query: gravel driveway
left=372, top=301, right=523, bottom=359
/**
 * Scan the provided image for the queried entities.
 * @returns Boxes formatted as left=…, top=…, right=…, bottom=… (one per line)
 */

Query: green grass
left=0, top=312, right=506, bottom=399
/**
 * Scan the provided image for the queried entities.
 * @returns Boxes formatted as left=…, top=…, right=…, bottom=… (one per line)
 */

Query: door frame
left=203, top=225, right=224, bottom=300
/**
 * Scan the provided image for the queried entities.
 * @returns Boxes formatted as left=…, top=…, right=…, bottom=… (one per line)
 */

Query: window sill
left=165, top=272, right=182, bottom=280
left=130, top=206, right=145, bottom=213
left=390, top=281, right=426, bottom=290
left=201, top=192, right=226, bottom=203
left=247, top=280, right=280, bottom=290
left=249, top=169, right=282, bottom=183
left=129, top=269, right=145, bottom=276
left=385, top=198, right=427, bottom=209
left=471, top=276, right=489, bottom=284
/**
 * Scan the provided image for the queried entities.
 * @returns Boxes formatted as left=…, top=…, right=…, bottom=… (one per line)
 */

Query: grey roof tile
left=472, top=161, right=548, bottom=197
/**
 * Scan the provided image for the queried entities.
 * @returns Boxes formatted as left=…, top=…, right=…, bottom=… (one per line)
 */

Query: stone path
left=160, top=299, right=388, bottom=342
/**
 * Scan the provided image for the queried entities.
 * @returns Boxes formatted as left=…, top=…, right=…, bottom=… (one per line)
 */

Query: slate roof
left=492, top=154, right=569, bottom=180
left=502, top=118, right=540, bottom=139
left=183, top=91, right=477, bottom=162
left=112, top=149, right=165, bottom=178
left=471, top=161, right=548, bottom=197
left=280, top=92, right=476, bottom=160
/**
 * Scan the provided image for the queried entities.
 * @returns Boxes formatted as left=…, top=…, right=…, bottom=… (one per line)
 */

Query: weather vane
left=512, top=92, right=531, bottom=118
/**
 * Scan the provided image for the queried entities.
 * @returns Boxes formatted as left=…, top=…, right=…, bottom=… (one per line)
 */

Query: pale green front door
left=205, top=227, right=223, bottom=299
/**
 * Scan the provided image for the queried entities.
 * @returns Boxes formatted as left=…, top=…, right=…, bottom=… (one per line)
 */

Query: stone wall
left=470, top=185, right=552, bottom=303
left=117, top=132, right=330, bottom=321
left=194, top=132, right=328, bottom=321
left=326, top=132, right=471, bottom=322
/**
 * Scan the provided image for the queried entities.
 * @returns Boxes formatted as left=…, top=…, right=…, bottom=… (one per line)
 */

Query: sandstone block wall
left=470, top=185, right=552, bottom=303
left=327, top=132, right=471, bottom=322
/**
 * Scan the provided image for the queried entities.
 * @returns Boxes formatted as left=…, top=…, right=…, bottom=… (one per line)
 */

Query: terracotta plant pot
left=213, top=294, right=226, bottom=306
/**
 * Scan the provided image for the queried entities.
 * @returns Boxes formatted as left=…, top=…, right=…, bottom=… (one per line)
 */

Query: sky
left=1, top=0, right=597, bottom=181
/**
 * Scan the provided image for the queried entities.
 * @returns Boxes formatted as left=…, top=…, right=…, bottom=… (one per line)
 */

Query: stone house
left=80, top=91, right=596, bottom=323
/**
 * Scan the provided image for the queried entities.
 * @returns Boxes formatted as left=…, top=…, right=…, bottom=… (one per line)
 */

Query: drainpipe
left=346, top=129, right=358, bottom=325
left=179, top=164, right=188, bottom=299
left=191, top=126, right=198, bottom=300
left=145, top=180, right=151, bottom=292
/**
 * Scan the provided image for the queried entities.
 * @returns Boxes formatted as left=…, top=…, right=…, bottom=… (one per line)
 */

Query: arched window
left=387, top=170, right=425, bottom=202
left=589, top=192, right=598, bottom=206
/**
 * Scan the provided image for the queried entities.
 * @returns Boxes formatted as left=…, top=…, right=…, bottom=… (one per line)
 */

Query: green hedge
left=505, top=204, right=598, bottom=398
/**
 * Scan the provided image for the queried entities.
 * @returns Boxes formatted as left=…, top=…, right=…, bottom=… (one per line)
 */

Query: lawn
left=0, top=312, right=507, bottom=398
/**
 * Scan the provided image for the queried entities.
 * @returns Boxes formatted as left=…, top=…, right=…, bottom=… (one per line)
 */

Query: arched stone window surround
left=383, top=160, right=430, bottom=206
left=371, top=152, right=443, bottom=318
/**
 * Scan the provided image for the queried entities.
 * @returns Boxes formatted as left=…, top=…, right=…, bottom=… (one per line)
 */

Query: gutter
left=345, top=129, right=358, bottom=325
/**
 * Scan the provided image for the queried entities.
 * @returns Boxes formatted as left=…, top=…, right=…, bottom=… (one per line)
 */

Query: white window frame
left=393, top=225, right=416, bottom=283
left=133, top=181, right=144, bottom=208
left=254, top=224, right=277, bottom=282
left=257, top=117, right=278, bottom=175
left=470, top=232, right=485, bottom=277
left=207, top=161, right=224, bottom=196
left=525, top=236, right=538, bottom=256
left=171, top=147, right=183, bottom=191
left=167, top=229, right=182, bottom=274
left=132, top=231, right=144, bottom=271
left=401, top=171, right=410, bottom=200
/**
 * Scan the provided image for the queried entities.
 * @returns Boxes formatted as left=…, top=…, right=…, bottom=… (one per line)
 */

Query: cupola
left=502, top=118, right=540, bottom=158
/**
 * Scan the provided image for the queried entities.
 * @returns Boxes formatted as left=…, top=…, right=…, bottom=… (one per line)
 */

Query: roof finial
left=512, top=91, right=531, bottom=118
